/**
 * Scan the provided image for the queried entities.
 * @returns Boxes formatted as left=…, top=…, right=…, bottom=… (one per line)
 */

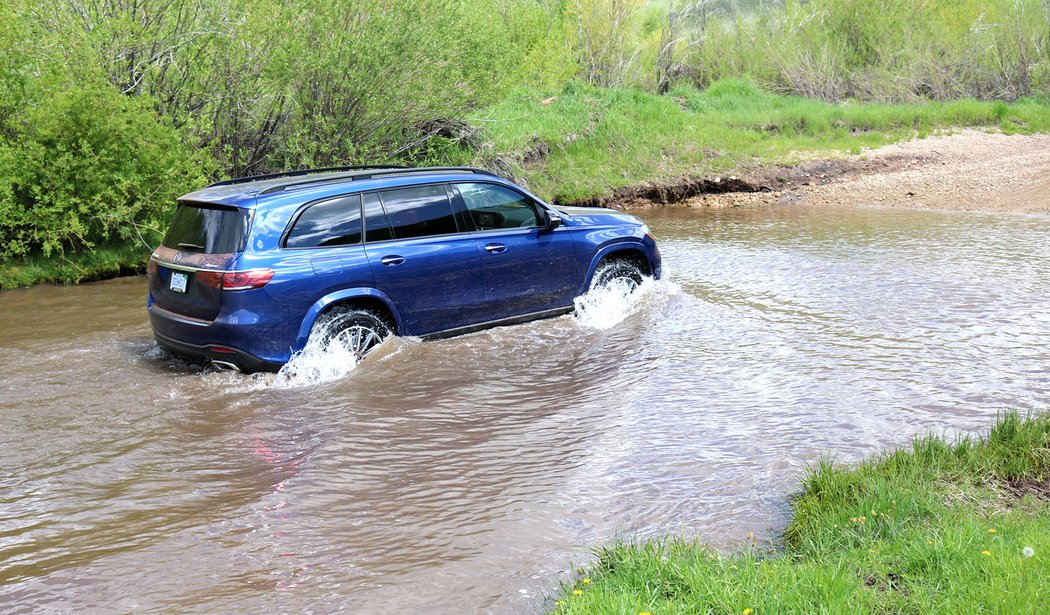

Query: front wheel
left=590, top=259, right=645, bottom=292
left=312, top=308, right=391, bottom=361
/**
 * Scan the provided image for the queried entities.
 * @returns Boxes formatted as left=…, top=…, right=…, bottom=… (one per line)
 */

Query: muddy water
left=1, top=206, right=1048, bottom=613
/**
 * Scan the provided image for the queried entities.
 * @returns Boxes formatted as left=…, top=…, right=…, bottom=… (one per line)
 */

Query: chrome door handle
left=380, top=255, right=405, bottom=266
left=485, top=243, right=507, bottom=254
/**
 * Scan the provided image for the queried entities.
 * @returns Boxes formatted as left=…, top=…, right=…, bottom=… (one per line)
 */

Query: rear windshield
left=162, top=203, right=251, bottom=254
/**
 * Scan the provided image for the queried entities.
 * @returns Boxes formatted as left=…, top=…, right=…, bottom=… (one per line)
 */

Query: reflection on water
left=0, top=206, right=1048, bottom=613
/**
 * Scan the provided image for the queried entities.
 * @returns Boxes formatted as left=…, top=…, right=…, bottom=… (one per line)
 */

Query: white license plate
left=170, top=271, right=189, bottom=293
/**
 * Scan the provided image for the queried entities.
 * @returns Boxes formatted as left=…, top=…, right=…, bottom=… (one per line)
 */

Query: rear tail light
left=219, top=268, right=274, bottom=291
left=147, top=259, right=158, bottom=275
left=196, top=270, right=224, bottom=288
left=161, top=266, right=274, bottom=291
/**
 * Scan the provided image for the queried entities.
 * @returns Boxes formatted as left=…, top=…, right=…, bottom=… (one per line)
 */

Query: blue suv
left=147, top=167, right=661, bottom=372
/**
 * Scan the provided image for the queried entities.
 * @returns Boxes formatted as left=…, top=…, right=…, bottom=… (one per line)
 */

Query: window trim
left=362, top=190, right=394, bottom=244
left=280, top=193, right=364, bottom=250
left=276, top=180, right=545, bottom=250
left=364, top=182, right=469, bottom=244
left=448, top=181, right=545, bottom=235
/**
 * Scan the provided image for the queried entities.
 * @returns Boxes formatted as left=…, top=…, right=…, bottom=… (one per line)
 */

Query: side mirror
left=542, top=210, right=562, bottom=232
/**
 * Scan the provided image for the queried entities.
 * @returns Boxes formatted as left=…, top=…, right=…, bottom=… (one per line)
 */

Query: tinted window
left=378, top=185, right=459, bottom=240
left=162, top=203, right=250, bottom=254
left=285, top=195, right=362, bottom=248
left=363, top=192, right=393, bottom=242
left=458, top=183, right=539, bottom=230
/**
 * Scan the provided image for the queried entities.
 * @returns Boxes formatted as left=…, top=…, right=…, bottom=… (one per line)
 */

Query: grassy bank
left=0, top=245, right=149, bottom=289
left=5, top=80, right=1050, bottom=289
left=552, top=413, right=1050, bottom=613
left=443, top=79, right=1050, bottom=203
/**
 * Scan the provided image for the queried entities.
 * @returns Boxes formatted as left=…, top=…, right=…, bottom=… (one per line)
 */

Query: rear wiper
left=177, top=242, right=205, bottom=250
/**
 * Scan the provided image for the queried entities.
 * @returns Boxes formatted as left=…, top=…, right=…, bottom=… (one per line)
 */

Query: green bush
left=0, top=79, right=210, bottom=257
left=2, top=0, right=569, bottom=258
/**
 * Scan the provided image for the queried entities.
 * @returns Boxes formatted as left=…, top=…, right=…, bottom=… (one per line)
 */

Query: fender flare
left=581, top=241, right=653, bottom=291
left=294, top=287, right=404, bottom=350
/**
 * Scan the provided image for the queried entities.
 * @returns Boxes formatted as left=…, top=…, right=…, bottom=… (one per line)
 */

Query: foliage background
left=1, top=0, right=1048, bottom=261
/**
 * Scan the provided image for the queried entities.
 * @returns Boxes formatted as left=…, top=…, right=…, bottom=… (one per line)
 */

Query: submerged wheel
left=313, top=308, right=391, bottom=361
left=590, top=259, right=645, bottom=292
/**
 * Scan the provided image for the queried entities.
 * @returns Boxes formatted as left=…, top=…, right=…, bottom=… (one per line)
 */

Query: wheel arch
left=583, top=243, right=654, bottom=290
left=294, top=288, right=402, bottom=351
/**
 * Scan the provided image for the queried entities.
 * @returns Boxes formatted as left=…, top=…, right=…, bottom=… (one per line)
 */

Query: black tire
left=313, top=308, right=391, bottom=361
left=590, top=259, right=645, bottom=292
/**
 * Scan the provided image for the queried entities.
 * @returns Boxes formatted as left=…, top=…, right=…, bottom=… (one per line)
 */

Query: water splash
left=573, top=275, right=679, bottom=330
left=148, top=273, right=676, bottom=390
left=142, top=343, right=172, bottom=361
left=271, top=319, right=365, bottom=389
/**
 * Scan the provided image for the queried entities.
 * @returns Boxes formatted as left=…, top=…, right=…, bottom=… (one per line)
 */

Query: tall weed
left=688, top=0, right=1050, bottom=102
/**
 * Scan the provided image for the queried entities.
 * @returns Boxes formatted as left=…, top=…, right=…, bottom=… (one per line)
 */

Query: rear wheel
left=590, top=259, right=645, bottom=292
left=313, top=308, right=391, bottom=361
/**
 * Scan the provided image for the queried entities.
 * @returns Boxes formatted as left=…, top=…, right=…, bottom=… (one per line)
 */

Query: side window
left=285, top=195, right=361, bottom=248
left=363, top=192, right=393, bottom=242
left=378, top=185, right=459, bottom=240
left=458, top=183, right=539, bottom=230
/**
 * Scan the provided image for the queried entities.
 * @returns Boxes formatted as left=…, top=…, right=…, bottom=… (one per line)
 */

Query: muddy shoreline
left=565, top=129, right=1050, bottom=213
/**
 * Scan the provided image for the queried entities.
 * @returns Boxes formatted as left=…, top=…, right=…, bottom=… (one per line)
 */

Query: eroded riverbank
left=574, top=130, right=1050, bottom=214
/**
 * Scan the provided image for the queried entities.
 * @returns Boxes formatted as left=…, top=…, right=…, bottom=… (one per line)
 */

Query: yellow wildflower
left=640, top=612, right=654, bottom=615
left=927, top=540, right=933, bottom=544
left=573, top=589, right=583, bottom=596
left=555, top=601, right=565, bottom=607
left=582, top=578, right=591, bottom=584
left=987, top=528, right=996, bottom=534
left=868, top=548, right=877, bottom=554
left=743, top=609, right=754, bottom=615
left=981, top=550, right=992, bottom=556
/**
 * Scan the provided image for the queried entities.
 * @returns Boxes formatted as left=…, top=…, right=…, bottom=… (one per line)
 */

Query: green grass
left=440, top=79, right=1050, bottom=203
left=0, top=244, right=149, bottom=289
left=552, top=413, right=1050, bottom=613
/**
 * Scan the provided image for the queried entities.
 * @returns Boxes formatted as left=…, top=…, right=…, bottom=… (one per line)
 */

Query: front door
left=452, top=182, right=580, bottom=320
left=362, top=185, right=487, bottom=336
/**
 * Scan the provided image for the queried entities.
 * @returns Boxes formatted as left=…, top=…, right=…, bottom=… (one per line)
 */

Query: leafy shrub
left=0, top=80, right=210, bottom=257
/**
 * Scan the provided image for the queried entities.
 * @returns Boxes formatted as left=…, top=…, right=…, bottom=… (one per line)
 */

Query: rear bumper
left=153, top=329, right=282, bottom=373
left=148, top=301, right=289, bottom=372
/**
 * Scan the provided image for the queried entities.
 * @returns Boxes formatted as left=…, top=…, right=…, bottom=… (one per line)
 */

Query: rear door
left=278, top=193, right=373, bottom=306
left=149, top=202, right=250, bottom=320
left=451, top=182, right=580, bottom=319
left=362, top=185, right=487, bottom=335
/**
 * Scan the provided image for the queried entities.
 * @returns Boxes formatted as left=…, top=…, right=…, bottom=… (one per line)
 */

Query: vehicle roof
left=178, top=166, right=510, bottom=207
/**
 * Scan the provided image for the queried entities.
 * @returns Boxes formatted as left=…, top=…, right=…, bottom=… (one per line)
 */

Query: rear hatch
left=149, top=202, right=251, bottom=321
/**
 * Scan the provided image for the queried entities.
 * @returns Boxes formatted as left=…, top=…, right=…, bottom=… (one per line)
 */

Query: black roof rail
left=207, top=165, right=407, bottom=188
left=255, top=166, right=502, bottom=196
left=352, top=166, right=499, bottom=181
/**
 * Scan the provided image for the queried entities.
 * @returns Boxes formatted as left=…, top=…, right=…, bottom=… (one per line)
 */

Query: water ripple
left=1, top=207, right=1048, bottom=613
